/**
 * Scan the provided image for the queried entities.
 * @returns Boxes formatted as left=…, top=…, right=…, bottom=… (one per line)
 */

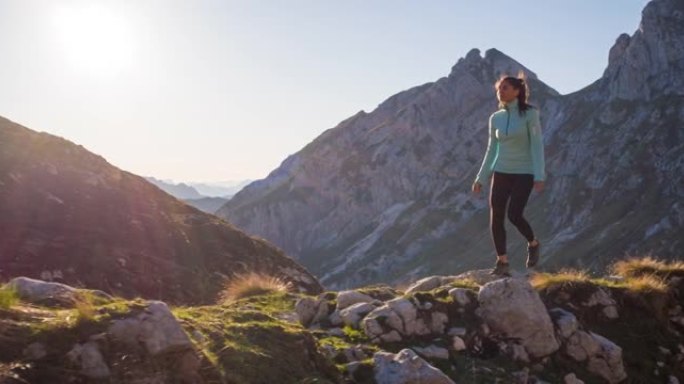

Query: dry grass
left=621, top=274, right=669, bottom=293
left=0, top=286, right=19, bottom=310
left=529, top=269, right=592, bottom=291
left=219, top=273, right=292, bottom=303
left=610, top=256, right=684, bottom=279
left=531, top=264, right=670, bottom=295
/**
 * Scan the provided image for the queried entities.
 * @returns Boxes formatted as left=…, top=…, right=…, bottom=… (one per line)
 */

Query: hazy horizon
left=0, top=0, right=649, bottom=182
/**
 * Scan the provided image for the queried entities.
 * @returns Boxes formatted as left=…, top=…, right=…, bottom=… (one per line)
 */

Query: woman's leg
left=507, top=174, right=535, bottom=242
left=490, top=172, right=513, bottom=257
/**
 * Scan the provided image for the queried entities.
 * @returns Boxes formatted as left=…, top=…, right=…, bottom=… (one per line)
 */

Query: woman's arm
left=474, top=114, right=499, bottom=185
left=528, top=108, right=545, bottom=182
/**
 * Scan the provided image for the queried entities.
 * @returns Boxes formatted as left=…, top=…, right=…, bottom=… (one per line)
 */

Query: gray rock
left=565, top=331, right=627, bottom=383
left=412, top=345, right=450, bottom=360
left=343, top=346, right=368, bottom=362
left=380, top=330, right=403, bottom=343
left=337, top=290, right=374, bottom=310
left=452, top=336, right=466, bottom=351
left=295, top=297, right=318, bottom=327
left=477, top=277, right=560, bottom=358
left=66, top=341, right=110, bottom=379
left=563, top=373, right=585, bottom=384
left=373, top=349, right=455, bottom=384
left=448, top=287, right=475, bottom=306
left=108, top=301, right=192, bottom=356
left=430, top=312, right=449, bottom=334
left=340, top=302, right=377, bottom=328
left=23, top=342, right=47, bottom=360
left=447, top=327, right=467, bottom=337
left=586, top=332, right=627, bottom=384
left=6, top=277, right=76, bottom=307
left=549, top=307, right=579, bottom=339
left=405, top=276, right=456, bottom=294
left=328, top=309, right=344, bottom=327
left=602, top=305, right=619, bottom=320
left=512, top=369, right=529, bottom=384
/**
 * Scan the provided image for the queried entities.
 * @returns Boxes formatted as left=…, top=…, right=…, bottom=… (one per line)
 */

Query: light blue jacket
left=475, top=99, right=545, bottom=183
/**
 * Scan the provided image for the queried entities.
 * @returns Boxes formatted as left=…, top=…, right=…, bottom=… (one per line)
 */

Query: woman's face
left=497, top=80, right=520, bottom=103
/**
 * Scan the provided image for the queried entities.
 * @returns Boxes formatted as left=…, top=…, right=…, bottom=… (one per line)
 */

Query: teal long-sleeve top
left=474, top=98, right=545, bottom=184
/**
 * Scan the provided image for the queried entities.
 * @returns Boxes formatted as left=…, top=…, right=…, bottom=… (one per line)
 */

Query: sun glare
left=53, top=4, right=134, bottom=76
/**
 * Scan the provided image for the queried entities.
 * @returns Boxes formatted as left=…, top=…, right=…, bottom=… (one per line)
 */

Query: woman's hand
left=534, top=181, right=545, bottom=193
left=472, top=181, right=482, bottom=194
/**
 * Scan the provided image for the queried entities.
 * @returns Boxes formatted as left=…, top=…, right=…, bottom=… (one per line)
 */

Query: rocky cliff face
left=0, top=117, right=322, bottom=303
left=217, top=0, right=684, bottom=289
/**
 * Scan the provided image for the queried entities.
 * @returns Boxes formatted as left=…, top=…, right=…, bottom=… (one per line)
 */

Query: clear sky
left=0, top=0, right=649, bottom=183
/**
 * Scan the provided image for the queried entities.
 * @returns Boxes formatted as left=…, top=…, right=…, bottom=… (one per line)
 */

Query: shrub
left=219, top=273, right=292, bottom=303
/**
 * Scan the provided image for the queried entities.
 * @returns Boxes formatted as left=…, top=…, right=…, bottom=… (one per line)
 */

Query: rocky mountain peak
left=449, top=47, right=538, bottom=84
left=602, top=0, right=684, bottom=99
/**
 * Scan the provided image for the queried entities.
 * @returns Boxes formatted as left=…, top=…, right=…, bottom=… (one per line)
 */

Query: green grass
left=0, top=286, right=19, bottom=309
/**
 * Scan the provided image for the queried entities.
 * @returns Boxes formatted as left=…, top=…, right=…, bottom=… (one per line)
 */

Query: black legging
left=489, top=171, right=535, bottom=256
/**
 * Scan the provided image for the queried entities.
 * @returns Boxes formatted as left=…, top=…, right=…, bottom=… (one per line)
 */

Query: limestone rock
left=405, top=276, right=456, bottom=294
left=373, top=349, right=455, bottom=384
left=549, top=308, right=579, bottom=339
left=5, top=277, right=110, bottom=307
left=563, top=373, right=585, bottom=384
left=108, top=301, right=192, bottom=356
left=412, top=345, right=449, bottom=360
left=340, top=302, right=377, bottom=328
left=295, top=297, right=319, bottom=327
left=564, top=331, right=627, bottom=383
left=337, top=290, right=374, bottom=310
left=66, top=341, right=110, bottom=379
left=477, top=278, right=560, bottom=358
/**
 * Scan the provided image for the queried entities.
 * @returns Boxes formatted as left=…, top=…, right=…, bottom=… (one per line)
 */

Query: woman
left=471, top=75, right=545, bottom=276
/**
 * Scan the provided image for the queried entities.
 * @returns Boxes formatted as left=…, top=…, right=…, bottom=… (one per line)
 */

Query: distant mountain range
left=217, top=0, right=684, bottom=289
left=145, top=177, right=251, bottom=199
left=0, top=117, right=322, bottom=304
left=145, top=177, right=251, bottom=214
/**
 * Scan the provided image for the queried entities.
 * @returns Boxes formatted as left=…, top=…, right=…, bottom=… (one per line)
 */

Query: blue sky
left=0, top=0, right=649, bottom=182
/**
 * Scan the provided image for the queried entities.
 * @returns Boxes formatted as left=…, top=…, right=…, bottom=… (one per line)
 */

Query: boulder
left=564, top=331, right=627, bottom=383
left=340, top=302, right=377, bottom=328
left=108, top=301, right=192, bottom=356
left=412, top=345, right=449, bottom=360
left=337, top=290, right=374, bottom=310
left=5, top=277, right=110, bottom=307
left=373, top=349, right=455, bottom=384
left=549, top=308, right=579, bottom=339
left=448, top=287, right=476, bottom=307
left=405, top=276, right=457, bottom=294
left=66, top=341, right=110, bottom=379
left=295, top=297, right=319, bottom=327
left=477, top=277, right=559, bottom=358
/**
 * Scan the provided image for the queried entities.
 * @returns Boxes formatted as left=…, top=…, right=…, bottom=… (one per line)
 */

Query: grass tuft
left=219, top=273, right=293, bottom=303
left=610, top=256, right=684, bottom=279
left=529, top=269, right=592, bottom=291
left=621, top=274, right=669, bottom=293
left=0, top=285, right=19, bottom=310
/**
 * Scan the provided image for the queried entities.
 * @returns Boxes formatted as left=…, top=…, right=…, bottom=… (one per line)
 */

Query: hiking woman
left=471, top=75, right=545, bottom=276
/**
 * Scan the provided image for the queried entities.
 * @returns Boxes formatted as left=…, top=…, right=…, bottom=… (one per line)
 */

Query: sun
left=52, top=4, right=134, bottom=76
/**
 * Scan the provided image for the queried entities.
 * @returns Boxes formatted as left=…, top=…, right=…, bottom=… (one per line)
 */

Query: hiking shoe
left=527, top=240, right=541, bottom=268
left=490, top=260, right=511, bottom=277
